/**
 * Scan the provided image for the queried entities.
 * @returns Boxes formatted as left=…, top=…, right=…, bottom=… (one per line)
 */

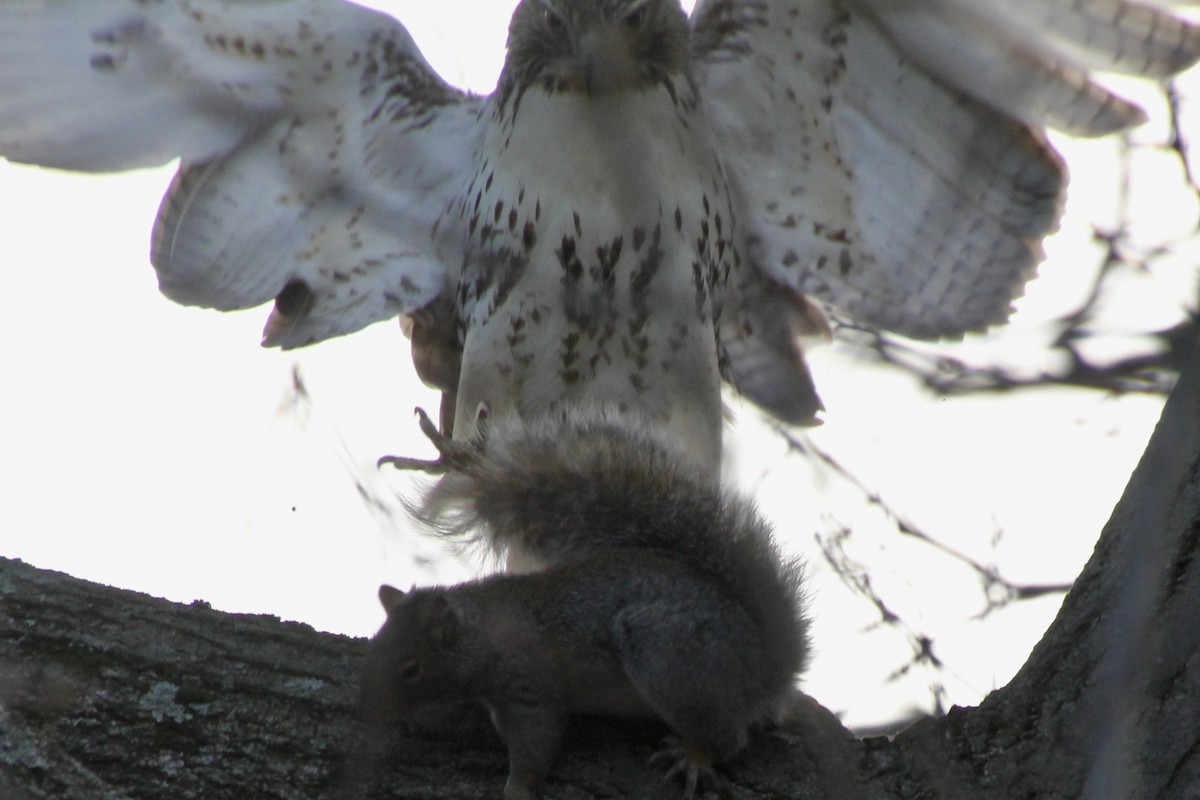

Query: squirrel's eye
left=398, top=658, right=422, bottom=683
left=543, top=8, right=566, bottom=34
left=624, top=6, right=647, bottom=28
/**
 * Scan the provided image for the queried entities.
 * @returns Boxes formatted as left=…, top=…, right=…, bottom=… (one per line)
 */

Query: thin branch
left=777, top=425, right=1073, bottom=614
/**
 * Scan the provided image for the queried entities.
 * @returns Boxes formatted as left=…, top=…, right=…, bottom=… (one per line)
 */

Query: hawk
left=2, top=0, right=1197, bottom=478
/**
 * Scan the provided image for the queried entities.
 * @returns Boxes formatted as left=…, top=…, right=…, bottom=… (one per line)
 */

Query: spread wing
left=692, top=0, right=1200, bottom=341
left=0, top=0, right=484, bottom=348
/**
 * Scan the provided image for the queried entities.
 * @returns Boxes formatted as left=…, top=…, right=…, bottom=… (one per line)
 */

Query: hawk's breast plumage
left=2, top=0, right=1198, bottom=475
left=451, top=53, right=734, bottom=469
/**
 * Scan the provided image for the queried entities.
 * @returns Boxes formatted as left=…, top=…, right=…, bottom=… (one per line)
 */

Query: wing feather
left=693, top=0, right=1200, bottom=342
left=0, top=0, right=484, bottom=348
left=720, top=263, right=828, bottom=426
left=850, top=0, right=1200, bottom=136
left=941, top=0, right=1200, bottom=78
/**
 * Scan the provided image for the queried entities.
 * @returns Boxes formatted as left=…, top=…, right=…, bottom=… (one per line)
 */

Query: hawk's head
left=504, top=0, right=690, bottom=96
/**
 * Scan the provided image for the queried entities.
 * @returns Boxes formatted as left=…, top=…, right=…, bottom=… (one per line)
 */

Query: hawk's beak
left=575, top=26, right=638, bottom=96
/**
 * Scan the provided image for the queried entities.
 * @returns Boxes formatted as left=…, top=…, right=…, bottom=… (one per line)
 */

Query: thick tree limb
left=3, top=335, right=1198, bottom=799
left=0, top=555, right=850, bottom=799
left=882, top=331, right=1200, bottom=800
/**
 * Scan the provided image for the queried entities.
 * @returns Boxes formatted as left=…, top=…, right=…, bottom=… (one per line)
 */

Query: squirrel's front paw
left=649, top=738, right=723, bottom=799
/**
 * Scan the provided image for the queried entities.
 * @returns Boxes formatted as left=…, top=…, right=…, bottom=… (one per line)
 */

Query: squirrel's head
left=361, top=585, right=467, bottom=723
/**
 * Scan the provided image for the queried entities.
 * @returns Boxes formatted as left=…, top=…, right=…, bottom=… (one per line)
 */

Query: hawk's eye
left=623, top=6, right=647, bottom=29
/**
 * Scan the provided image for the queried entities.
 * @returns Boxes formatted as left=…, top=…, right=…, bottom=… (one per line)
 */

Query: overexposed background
left=2, top=0, right=1197, bottom=729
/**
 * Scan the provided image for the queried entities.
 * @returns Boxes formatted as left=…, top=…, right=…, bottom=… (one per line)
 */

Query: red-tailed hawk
left=1, top=0, right=1196, bottom=477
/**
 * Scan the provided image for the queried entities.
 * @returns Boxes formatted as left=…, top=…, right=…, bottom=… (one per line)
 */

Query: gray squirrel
left=362, top=409, right=810, bottom=799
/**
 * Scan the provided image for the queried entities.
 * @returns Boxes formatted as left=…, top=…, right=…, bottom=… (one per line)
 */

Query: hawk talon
left=377, top=407, right=476, bottom=474
left=375, top=453, right=448, bottom=474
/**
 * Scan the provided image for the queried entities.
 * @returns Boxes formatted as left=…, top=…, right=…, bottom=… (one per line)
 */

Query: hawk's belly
left=454, top=86, right=737, bottom=478
left=457, top=224, right=725, bottom=475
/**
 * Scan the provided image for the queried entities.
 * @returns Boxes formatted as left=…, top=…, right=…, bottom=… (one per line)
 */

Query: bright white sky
left=1, top=0, right=1197, bottom=729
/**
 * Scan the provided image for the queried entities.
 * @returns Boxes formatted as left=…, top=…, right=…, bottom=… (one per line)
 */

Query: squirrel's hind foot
left=650, top=738, right=724, bottom=799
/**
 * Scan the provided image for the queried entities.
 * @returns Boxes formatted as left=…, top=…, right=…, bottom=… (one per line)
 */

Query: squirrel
left=362, top=408, right=810, bottom=799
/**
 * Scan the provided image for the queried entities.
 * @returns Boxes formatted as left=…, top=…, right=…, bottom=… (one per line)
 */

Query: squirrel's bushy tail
left=418, top=407, right=810, bottom=691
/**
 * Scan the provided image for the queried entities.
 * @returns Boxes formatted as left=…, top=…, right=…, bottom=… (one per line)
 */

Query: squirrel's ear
left=378, top=584, right=407, bottom=612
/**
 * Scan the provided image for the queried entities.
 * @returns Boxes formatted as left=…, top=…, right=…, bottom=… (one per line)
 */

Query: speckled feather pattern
left=448, top=73, right=733, bottom=468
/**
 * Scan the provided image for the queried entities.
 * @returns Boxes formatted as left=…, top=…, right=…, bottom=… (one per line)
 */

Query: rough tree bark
left=3, top=335, right=1198, bottom=800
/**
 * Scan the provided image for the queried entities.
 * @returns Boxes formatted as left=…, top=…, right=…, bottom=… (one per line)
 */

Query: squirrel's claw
left=378, top=407, right=476, bottom=474
left=650, top=739, right=722, bottom=799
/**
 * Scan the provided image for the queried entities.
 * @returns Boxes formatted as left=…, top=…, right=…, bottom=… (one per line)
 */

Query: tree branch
left=3, top=332, right=1199, bottom=798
